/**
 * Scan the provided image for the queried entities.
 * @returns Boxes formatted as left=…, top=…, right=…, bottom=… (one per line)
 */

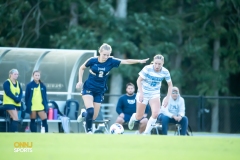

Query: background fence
left=101, top=94, right=240, bottom=134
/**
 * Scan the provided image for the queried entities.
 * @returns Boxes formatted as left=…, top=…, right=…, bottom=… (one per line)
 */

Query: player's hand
left=177, top=116, right=182, bottom=122
left=162, top=99, right=169, bottom=108
left=172, top=115, right=178, bottom=121
left=139, top=58, right=149, bottom=64
left=76, top=81, right=82, bottom=89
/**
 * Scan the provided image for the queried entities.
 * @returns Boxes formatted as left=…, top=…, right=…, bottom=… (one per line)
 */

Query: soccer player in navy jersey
left=128, top=54, right=173, bottom=134
left=2, top=69, right=23, bottom=132
left=115, top=83, right=149, bottom=134
left=76, top=43, right=149, bottom=134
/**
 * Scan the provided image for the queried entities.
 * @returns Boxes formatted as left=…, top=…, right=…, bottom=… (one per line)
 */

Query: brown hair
left=126, top=83, right=135, bottom=89
left=32, top=70, right=42, bottom=83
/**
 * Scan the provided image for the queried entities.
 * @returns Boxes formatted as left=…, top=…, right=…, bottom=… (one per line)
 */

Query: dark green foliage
left=0, top=0, right=239, bottom=96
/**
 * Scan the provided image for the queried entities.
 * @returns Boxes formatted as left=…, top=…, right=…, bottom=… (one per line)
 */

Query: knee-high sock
left=10, top=120, right=18, bottom=132
left=30, top=119, right=37, bottom=132
left=85, top=107, right=94, bottom=132
left=144, top=117, right=157, bottom=134
left=42, top=119, right=48, bottom=133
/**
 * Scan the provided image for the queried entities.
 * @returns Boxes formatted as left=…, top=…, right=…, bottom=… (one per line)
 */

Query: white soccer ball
left=110, top=123, right=124, bottom=134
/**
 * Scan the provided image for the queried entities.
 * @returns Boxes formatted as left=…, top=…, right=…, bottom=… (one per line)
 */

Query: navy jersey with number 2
left=82, top=56, right=121, bottom=94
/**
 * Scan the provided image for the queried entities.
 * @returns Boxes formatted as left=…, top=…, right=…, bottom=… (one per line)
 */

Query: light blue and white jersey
left=138, top=65, right=171, bottom=96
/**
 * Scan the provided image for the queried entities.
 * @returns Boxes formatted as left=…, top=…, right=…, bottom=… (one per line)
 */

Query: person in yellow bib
left=25, top=70, right=48, bottom=133
left=3, top=69, right=23, bottom=132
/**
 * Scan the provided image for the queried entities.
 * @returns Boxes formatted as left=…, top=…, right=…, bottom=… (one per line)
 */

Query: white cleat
left=87, top=131, right=93, bottom=134
left=128, top=113, right=136, bottom=130
left=77, top=108, right=86, bottom=122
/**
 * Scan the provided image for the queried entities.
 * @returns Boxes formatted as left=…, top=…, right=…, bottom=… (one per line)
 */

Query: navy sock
left=42, top=119, right=48, bottom=133
left=30, top=119, right=37, bottom=132
left=10, top=120, right=18, bottom=132
left=85, top=107, right=94, bottom=132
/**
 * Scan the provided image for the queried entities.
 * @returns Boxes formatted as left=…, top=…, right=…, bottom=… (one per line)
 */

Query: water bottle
left=48, top=108, right=53, bottom=120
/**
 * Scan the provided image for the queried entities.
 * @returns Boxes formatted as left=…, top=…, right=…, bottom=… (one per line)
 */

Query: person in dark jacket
left=3, top=69, right=23, bottom=132
left=25, top=70, right=48, bottom=133
left=115, top=83, right=149, bottom=134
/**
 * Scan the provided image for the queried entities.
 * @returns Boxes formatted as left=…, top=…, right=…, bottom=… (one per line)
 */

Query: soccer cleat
left=87, top=131, right=93, bottom=134
left=77, top=108, right=86, bottom=122
left=128, top=113, right=136, bottom=130
left=142, top=132, right=150, bottom=135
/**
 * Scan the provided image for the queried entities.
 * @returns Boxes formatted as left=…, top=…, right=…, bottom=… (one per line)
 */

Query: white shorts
left=135, top=92, right=160, bottom=105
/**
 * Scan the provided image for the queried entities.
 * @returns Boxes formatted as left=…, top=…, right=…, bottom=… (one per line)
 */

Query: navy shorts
left=2, top=105, right=21, bottom=111
left=81, top=89, right=104, bottom=103
left=123, top=114, right=131, bottom=122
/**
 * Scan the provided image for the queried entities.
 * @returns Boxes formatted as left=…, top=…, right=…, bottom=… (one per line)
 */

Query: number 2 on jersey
left=99, top=71, right=104, bottom=77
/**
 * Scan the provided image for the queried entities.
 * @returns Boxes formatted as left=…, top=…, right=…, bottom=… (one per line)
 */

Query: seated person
left=115, top=83, right=149, bottom=134
left=157, top=86, right=188, bottom=135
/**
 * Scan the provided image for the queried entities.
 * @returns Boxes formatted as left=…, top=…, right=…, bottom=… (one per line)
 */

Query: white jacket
left=160, top=95, right=185, bottom=118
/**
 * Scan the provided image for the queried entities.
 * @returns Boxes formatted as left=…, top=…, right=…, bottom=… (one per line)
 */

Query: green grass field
left=1, top=133, right=240, bottom=160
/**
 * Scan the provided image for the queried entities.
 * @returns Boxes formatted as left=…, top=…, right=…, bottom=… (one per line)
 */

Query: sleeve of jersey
left=138, top=67, right=147, bottom=79
left=85, top=58, right=93, bottom=67
left=165, top=70, right=172, bottom=82
left=111, top=58, right=121, bottom=68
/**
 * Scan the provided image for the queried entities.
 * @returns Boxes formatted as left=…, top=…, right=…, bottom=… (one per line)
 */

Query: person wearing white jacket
left=158, top=86, right=188, bottom=135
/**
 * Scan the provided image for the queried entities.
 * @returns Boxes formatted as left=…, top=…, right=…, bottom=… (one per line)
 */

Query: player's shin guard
left=85, top=107, right=94, bottom=132
left=143, top=117, right=157, bottom=134
left=30, top=119, right=37, bottom=132
left=42, top=119, right=48, bottom=133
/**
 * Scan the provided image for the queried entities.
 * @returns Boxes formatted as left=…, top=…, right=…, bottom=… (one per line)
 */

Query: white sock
left=144, top=117, right=157, bottom=134
left=132, top=113, right=137, bottom=121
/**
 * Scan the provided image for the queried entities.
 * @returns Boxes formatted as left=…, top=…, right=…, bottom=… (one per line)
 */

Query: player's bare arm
left=76, top=60, right=88, bottom=89
left=163, top=81, right=173, bottom=107
left=115, top=58, right=149, bottom=64
left=137, top=76, right=144, bottom=102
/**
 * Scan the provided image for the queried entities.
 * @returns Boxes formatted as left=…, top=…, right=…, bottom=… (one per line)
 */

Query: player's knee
left=161, top=115, right=169, bottom=123
left=181, top=116, right=188, bottom=123
left=116, top=117, right=124, bottom=124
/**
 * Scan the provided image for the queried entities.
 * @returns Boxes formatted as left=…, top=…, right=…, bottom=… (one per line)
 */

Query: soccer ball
left=110, top=123, right=124, bottom=134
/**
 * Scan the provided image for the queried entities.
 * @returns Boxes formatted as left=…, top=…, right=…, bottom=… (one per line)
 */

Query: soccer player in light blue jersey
left=128, top=54, right=173, bottom=134
left=76, top=43, right=149, bottom=134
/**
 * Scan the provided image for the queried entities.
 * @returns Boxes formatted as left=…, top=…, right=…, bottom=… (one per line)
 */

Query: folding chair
left=82, top=107, right=110, bottom=134
left=64, top=99, right=79, bottom=120
left=151, top=121, right=193, bottom=136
